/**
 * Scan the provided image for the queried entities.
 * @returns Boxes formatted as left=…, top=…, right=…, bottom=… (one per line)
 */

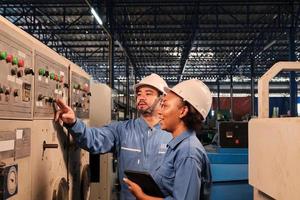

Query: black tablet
left=124, top=170, right=165, bottom=198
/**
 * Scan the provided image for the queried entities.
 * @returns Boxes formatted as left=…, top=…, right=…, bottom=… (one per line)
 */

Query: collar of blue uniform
left=137, top=117, right=161, bottom=132
left=167, top=130, right=194, bottom=150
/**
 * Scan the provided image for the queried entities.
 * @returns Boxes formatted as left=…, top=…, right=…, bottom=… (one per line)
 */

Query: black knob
left=17, top=70, right=23, bottom=78
left=47, top=97, right=54, bottom=103
left=5, top=88, right=10, bottom=95
left=24, top=68, right=34, bottom=75
left=13, top=90, right=18, bottom=97
left=87, top=92, right=91, bottom=96
left=11, top=68, right=17, bottom=76
left=64, top=83, right=69, bottom=88
left=38, top=94, right=44, bottom=101
left=44, top=71, right=49, bottom=77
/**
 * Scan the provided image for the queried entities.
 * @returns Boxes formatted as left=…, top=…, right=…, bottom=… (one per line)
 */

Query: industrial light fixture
left=91, top=7, right=103, bottom=25
left=85, top=0, right=103, bottom=26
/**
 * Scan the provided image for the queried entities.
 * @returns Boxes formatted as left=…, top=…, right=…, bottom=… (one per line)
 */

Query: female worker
left=124, top=79, right=212, bottom=200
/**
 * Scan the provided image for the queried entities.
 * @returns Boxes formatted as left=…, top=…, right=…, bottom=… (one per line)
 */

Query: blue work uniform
left=66, top=117, right=172, bottom=200
left=153, top=130, right=211, bottom=200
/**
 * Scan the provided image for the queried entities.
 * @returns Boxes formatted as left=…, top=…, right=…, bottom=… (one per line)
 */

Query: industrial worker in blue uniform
left=55, top=73, right=172, bottom=200
left=124, top=79, right=212, bottom=200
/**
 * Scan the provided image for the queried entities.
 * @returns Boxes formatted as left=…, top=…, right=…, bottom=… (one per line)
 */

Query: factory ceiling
left=1, top=0, right=300, bottom=93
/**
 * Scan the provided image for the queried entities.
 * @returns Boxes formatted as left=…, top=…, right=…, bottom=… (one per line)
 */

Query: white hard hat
left=165, top=79, right=212, bottom=119
left=134, top=73, right=168, bottom=94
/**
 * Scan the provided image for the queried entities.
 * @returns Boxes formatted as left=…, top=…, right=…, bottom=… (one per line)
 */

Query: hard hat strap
left=140, top=95, right=162, bottom=115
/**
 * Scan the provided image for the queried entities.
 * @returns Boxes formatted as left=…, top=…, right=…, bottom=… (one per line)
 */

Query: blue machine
left=206, top=147, right=253, bottom=200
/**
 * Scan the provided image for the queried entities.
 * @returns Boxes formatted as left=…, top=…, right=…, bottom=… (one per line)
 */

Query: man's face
left=136, top=86, right=159, bottom=112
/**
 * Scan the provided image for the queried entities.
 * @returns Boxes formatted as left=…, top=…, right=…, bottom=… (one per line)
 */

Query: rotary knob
left=7, top=166, right=18, bottom=196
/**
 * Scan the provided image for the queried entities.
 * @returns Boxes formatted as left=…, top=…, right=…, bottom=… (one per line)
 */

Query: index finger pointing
left=55, top=98, right=68, bottom=110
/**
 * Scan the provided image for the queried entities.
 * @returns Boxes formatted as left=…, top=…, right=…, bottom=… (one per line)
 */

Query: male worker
left=55, top=73, right=172, bottom=200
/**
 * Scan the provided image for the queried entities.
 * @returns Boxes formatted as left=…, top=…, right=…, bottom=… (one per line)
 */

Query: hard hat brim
left=134, top=83, right=163, bottom=93
left=163, top=86, right=171, bottom=93
left=163, top=86, right=185, bottom=100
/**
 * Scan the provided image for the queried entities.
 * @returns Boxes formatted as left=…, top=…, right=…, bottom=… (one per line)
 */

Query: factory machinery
left=205, top=121, right=253, bottom=200
left=249, top=62, right=300, bottom=200
left=0, top=16, right=115, bottom=200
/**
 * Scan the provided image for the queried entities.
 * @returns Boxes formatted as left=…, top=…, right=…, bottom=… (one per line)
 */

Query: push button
left=83, top=83, right=89, bottom=92
left=50, top=72, right=55, bottom=80
left=12, top=57, right=18, bottom=65
left=6, top=54, right=13, bottom=63
left=39, top=68, right=45, bottom=76
left=18, top=59, right=24, bottom=68
left=0, top=51, right=7, bottom=60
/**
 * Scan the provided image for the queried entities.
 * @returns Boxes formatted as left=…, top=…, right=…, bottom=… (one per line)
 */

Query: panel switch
left=11, top=68, right=17, bottom=76
left=24, top=68, right=34, bottom=75
left=4, top=87, right=10, bottom=95
left=38, top=94, right=44, bottom=101
left=17, top=70, right=24, bottom=78
left=13, top=89, right=19, bottom=97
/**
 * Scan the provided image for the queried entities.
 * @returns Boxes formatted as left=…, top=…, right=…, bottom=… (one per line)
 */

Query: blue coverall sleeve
left=165, top=158, right=202, bottom=200
left=67, top=118, right=122, bottom=154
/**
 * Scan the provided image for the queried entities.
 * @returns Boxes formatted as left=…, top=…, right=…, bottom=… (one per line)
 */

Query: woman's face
left=159, top=91, right=185, bottom=132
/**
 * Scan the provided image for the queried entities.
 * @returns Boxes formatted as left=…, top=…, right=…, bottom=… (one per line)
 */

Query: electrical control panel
left=0, top=32, right=33, bottom=119
left=70, top=70, right=91, bottom=119
left=89, top=82, right=118, bottom=200
left=218, top=121, right=248, bottom=148
left=0, top=120, right=32, bottom=200
left=34, top=52, right=69, bottom=119
left=30, top=120, right=69, bottom=200
left=69, top=64, right=91, bottom=200
left=0, top=16, right=96, bottom=200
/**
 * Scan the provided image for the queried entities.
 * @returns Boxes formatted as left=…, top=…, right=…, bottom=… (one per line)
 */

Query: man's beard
left=136, top=97, right=161, bottom=115
left=137, top=102, right=151, bottom=114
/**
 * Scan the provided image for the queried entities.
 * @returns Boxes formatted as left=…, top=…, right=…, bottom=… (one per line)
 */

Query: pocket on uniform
left=120, top=146, right=141, bottom=168
left=158, top=165, right=175, bottom=179
left=157, top=165, right=175, bottom=193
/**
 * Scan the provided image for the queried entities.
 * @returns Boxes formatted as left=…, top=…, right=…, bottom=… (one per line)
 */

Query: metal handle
left=43, top=141, right=58, bottom=150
